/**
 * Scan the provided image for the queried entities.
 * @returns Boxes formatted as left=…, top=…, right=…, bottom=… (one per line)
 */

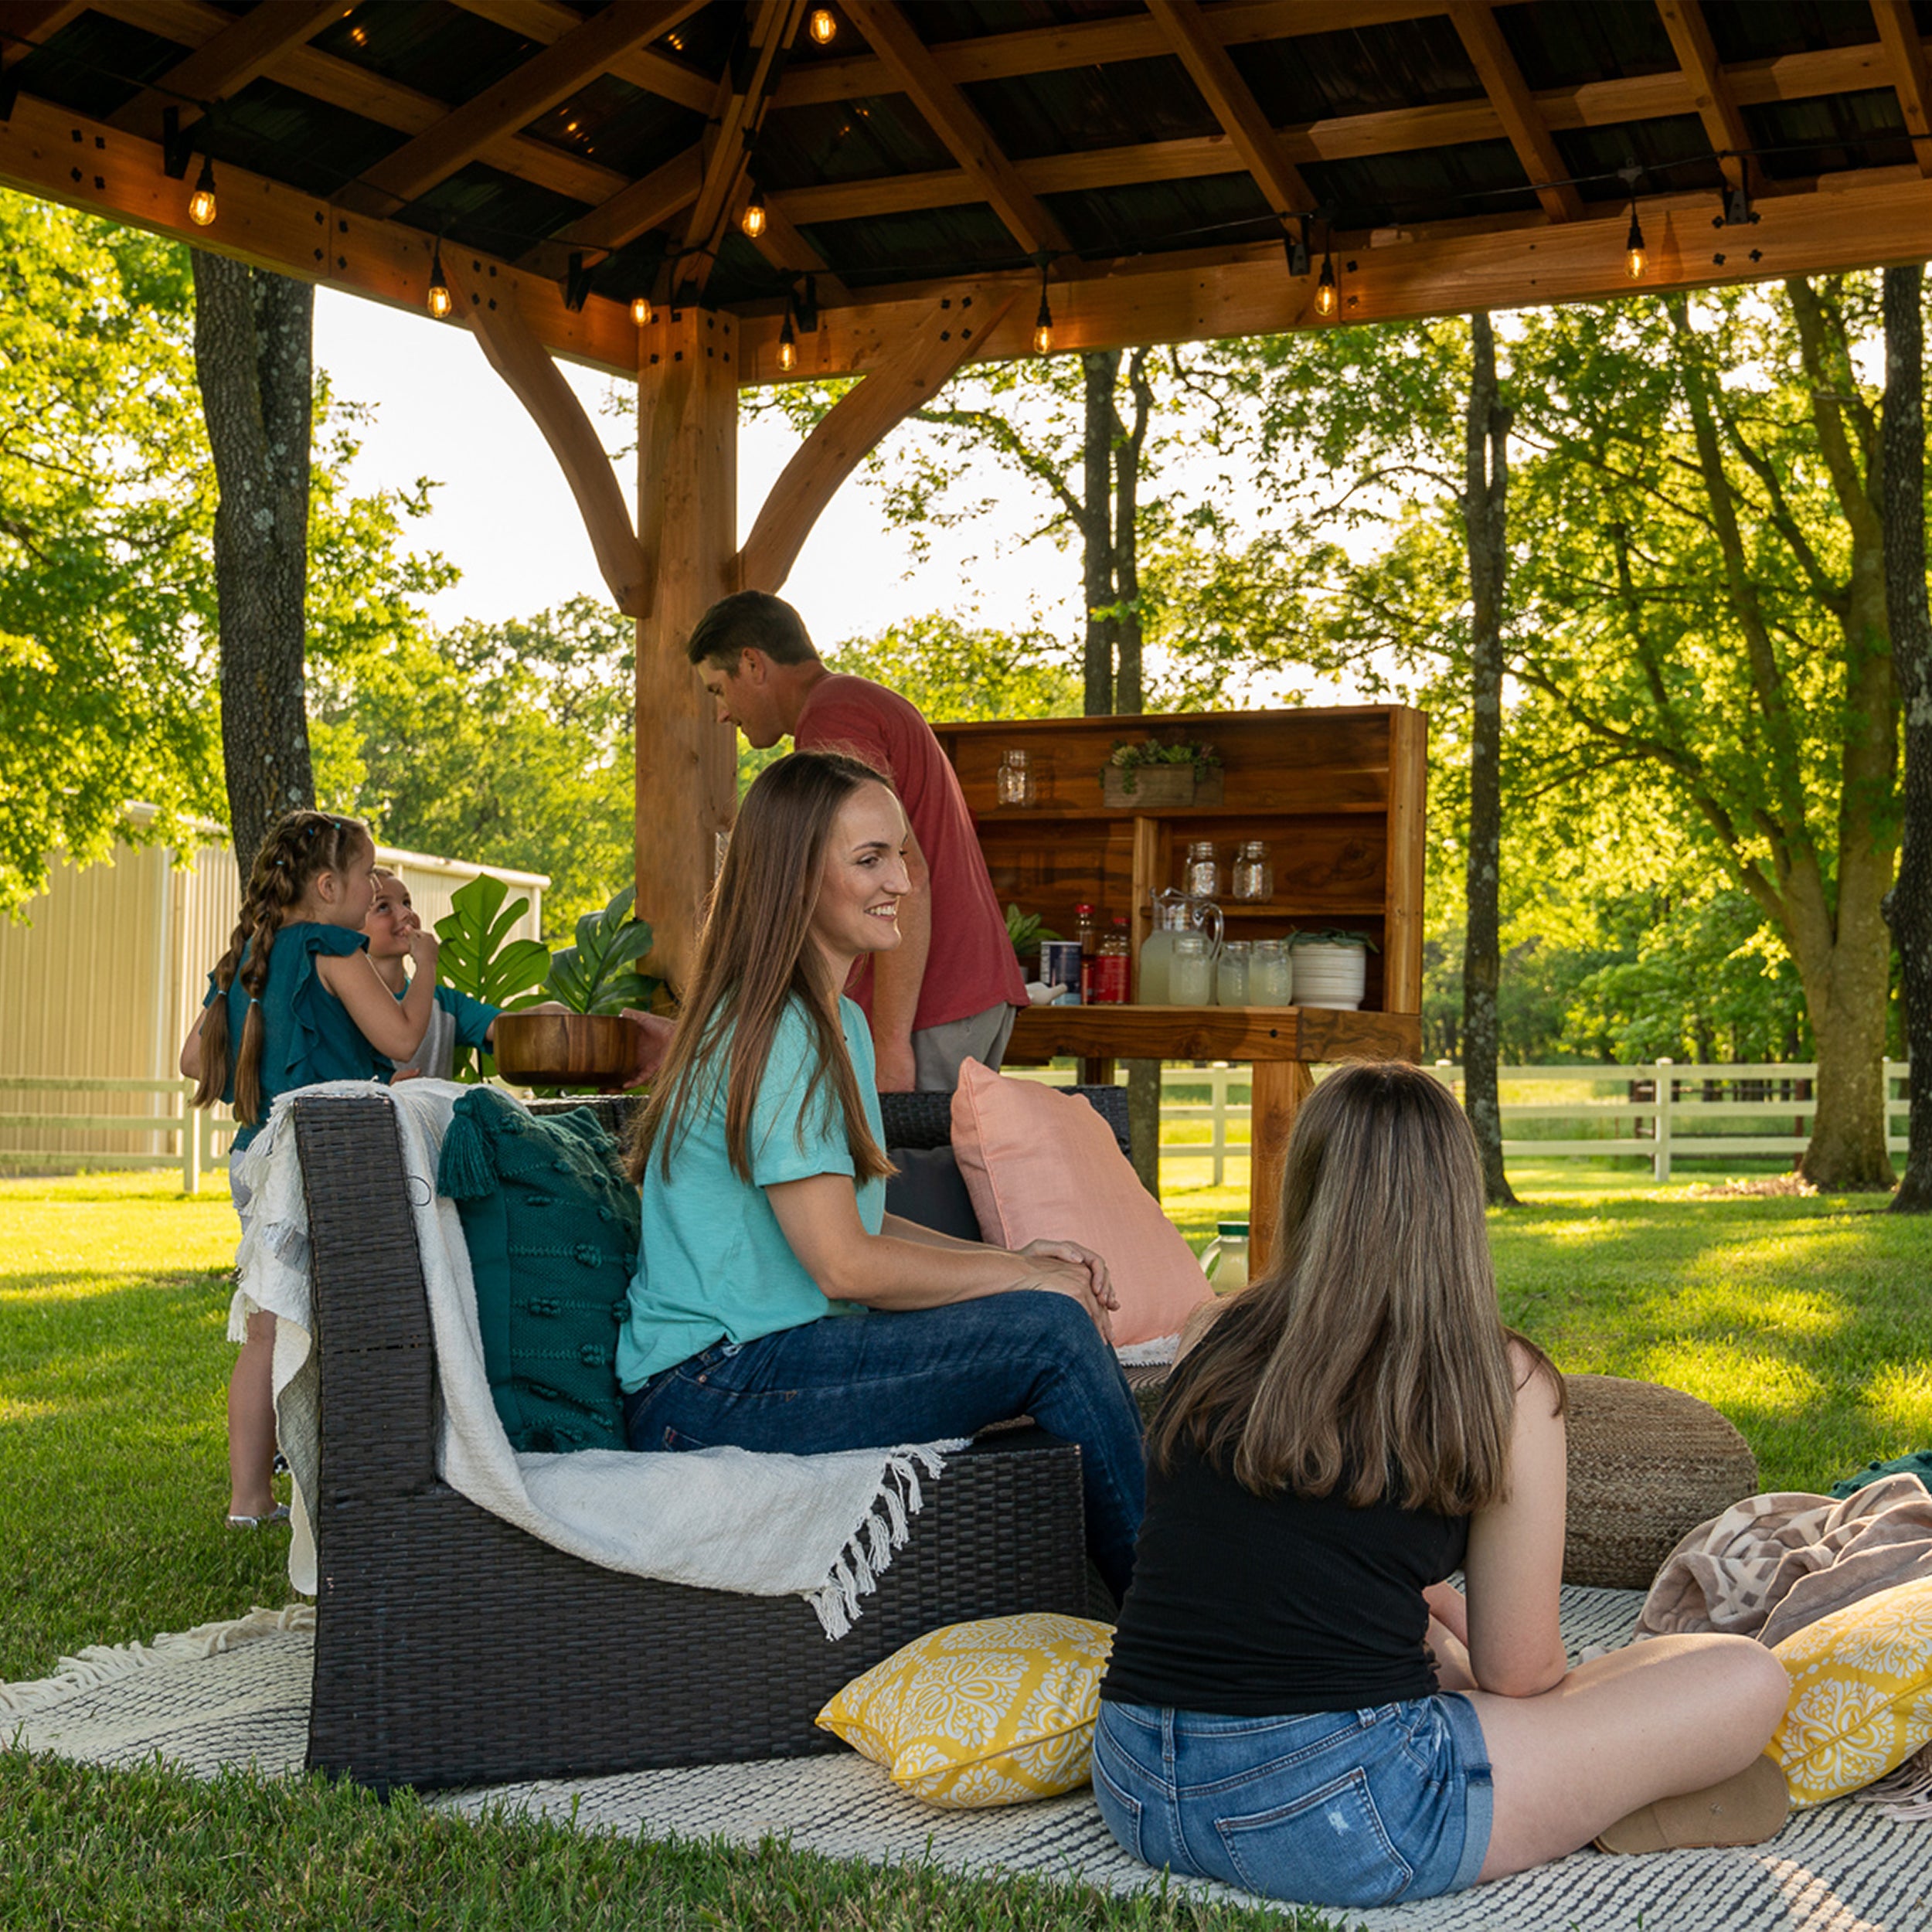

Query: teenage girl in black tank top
left=1093, top=1063, right=1791, bottom=1910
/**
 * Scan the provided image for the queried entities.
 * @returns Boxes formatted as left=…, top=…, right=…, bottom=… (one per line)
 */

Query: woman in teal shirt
left=621, top=751, right=1146, bottom=1599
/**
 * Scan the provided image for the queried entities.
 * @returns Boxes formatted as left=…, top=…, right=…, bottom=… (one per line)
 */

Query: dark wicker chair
left=292, top=1085, right=1124, bottom=1794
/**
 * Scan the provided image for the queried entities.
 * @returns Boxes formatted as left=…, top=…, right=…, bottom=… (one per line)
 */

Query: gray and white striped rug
left=5, top=1592, right=1929, bottom=1931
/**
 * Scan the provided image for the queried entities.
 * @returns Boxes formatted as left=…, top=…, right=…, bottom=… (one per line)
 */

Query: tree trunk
left=192, top=253, right=315, bottom=877
left=1461, top=313, right=1518, bottom=1207
left=1111, top=348, right=1153, bottom=716
left=1883, top=263, right=1930, bottom=1209
left=1080, top=350, right=1121, bottom=716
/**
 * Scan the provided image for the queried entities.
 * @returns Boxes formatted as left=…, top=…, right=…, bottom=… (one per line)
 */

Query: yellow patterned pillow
left=1771, top=1576, right=1932, bottom=1807
left=816, top=1612, right=1114, bottom=1808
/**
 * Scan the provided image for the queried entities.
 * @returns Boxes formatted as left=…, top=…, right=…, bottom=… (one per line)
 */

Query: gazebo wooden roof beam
left=1447, top=0, right=1583, bottom=224
left=85, top=0, right=631, bottom=207
left=449, top=0, right=717, bottom=115
left=1655, top=0, right=1757, bottom=198
left=1872, top=0, right=1932, bottom=181
left=342, top=0, right=709, bottom=219
left=841, top=0, right=1070, bottom=259
left=1143, top=0, right=1315, bottom=221
left=774, top=0, right=1450, bottom=108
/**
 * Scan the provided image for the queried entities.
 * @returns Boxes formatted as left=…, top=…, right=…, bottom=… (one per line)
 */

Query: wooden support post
left=1384, top=707, right=1428, bottom=1015
left=1248, top=1059, right=1314, bottom=1273
left=635, top=306, right=740, bottom=992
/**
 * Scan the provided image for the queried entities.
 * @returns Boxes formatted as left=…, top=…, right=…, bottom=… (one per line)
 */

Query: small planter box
left=1101, top=765, right=1225, bottom=809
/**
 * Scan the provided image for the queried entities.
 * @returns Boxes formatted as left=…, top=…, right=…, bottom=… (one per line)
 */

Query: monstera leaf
left=543, top=886, right=660, bottom=1016
left=434, top=874, right=553, bottom=1080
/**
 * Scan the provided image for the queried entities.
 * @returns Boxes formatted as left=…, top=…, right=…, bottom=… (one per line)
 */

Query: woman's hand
left=1019, top=1237, right=1118, bottom=1314
left=1019, top=1247, right=1118, bottom=1346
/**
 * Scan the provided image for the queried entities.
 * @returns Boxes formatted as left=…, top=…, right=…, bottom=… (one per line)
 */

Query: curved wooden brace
left=736, top=289, right=1019, bottom=596
left=444, top=253, right=651, bottom=617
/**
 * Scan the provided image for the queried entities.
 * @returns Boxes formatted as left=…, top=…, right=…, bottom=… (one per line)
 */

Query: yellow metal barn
left=0, top=807, right=547, bottom=1178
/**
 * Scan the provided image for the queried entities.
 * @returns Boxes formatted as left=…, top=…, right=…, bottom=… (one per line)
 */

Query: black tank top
left=1100, top=1436, right=1469, bottom=1716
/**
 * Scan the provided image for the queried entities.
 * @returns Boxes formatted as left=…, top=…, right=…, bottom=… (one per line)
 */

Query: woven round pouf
left=1562, top=1374, right=1758, bottom=1589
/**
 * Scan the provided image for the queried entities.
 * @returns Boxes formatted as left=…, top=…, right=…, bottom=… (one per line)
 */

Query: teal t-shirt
left=202, top=922, right=379, bottom=1150
left=618, top=995, right=885, bottom=1391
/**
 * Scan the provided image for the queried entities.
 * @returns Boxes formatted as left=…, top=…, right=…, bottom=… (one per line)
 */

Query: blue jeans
left=1093, top=1696, right=1493, bottom=1908
left=621, top=1290, right=1146, bottom=1600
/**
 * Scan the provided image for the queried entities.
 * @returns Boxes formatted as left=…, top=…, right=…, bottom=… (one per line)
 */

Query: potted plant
left=1101, top=737, right=1224, bottom=808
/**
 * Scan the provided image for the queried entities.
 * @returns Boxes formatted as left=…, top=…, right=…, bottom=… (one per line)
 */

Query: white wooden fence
left=0, top=1077, right=231, bottom=1192
left=1015, top=1060, right=1914, bottom=1187
left=0, top=1060, right=1913, bottom=1193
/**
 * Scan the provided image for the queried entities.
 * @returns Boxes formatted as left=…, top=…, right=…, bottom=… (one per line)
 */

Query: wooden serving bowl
left=492, top=1012, right=634, bottom=1086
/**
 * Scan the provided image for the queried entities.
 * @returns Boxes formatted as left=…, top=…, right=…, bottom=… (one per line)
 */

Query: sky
left=312, top=286, right=1082, bottom=648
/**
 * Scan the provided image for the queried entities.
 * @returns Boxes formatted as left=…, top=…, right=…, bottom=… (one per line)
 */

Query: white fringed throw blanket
left=231, top=1080, right=961, bottom=1638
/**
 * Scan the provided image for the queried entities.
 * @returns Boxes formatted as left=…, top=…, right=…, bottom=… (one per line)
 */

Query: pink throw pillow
left=949, top=1061, right=1213, bottom=1347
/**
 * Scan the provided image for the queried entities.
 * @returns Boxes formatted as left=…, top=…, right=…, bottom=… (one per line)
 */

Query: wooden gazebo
left=4, top=1, right=1928, bottom=1209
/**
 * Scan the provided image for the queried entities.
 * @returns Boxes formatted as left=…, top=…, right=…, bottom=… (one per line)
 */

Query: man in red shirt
left=685, top=591, right=1026, bottom=1092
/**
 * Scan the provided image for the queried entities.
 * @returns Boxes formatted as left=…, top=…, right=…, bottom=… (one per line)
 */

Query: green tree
left=0, top=192, right=220, bottom=910
left=315, top=597, right=637, bottom=940
left=0, top=192, right=457, bottom=915
left=825, top=614, right=1080, bottom=721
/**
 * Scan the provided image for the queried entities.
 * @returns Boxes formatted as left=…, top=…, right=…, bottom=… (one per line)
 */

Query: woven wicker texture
left=294, top=1096, right=1091, bottom=1795
left=1561, top=1374, right=1759, bottom=1589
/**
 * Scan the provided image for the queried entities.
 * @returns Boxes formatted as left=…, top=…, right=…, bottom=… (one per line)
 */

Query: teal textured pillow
left=435, top=1087, right=635, bottom=1453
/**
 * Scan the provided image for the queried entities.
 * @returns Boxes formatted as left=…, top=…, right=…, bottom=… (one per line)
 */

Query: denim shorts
left=1092, top=1693, right=1493, bottom=1909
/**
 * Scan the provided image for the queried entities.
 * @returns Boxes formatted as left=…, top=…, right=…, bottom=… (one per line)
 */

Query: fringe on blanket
left=806, top=1445, right=954, bottom=1641
left=1114, top=1335, right=1179, bottom=1367
left=1853, top=1740, right=1932, bottom=1820
left=0, top=1605, right=315, bottom=1723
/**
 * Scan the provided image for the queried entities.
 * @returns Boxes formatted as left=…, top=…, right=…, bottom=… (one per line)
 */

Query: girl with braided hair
left=179, top=810, right=440, bottom=1526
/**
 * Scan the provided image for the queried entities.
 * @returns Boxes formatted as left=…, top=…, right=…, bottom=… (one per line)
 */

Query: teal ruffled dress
left=203, top=923, right=383, bottom=1151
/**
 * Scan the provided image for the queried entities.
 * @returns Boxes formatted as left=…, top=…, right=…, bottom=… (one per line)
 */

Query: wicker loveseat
left=291, top=1083, right=1132, bottom=1795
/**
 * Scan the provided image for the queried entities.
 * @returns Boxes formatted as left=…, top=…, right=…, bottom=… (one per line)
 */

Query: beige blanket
left=1636, top=1474, right=1932, bottom=1648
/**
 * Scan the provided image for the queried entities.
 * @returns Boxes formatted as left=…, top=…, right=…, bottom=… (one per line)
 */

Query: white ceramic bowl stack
left=1288, top=940, right=1367, bottom=1010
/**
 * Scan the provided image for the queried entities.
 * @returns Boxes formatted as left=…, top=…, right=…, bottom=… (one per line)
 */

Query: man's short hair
left=685, top=591, right=819, bottom=668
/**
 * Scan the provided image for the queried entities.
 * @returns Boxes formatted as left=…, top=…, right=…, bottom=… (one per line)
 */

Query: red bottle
left=1094, top=918, right=1131, bottom=1004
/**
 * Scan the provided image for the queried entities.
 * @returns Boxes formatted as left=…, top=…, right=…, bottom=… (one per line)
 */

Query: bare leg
left=1468, top=1633, right=1791, bottom=1881
left=226, top=1310, right=278, bottom=1519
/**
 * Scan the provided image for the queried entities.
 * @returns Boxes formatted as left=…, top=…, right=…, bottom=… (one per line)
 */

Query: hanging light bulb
left=427, top=243, right=452, bottom=319
left=809, top=7, right=836, bottom=42
left=777, top=304, right=797, bottom=372
left=1314, top=250, right=1337, bottom=318
left=740, top=185, right=767, bottom=240
left=1624, top=200, right=1647, bottom=280
left=1032, top=258, right=1054, bottom=355
left=186, top=154, right=218, bottom=227
left=631, top=293, right=653, bottom=327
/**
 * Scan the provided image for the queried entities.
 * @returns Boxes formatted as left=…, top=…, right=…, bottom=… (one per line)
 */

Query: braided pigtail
left=191, top=908, right=254, bottom=1112
left=204, top=810, right=369, bottom=1126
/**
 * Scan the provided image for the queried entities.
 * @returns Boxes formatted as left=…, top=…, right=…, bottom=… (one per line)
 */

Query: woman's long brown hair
left=192, top=812, right=372, bottom=1128
left=1148, top=1060, right=1562, bottom=1515
left=625, top=750, right=895, bottom=1189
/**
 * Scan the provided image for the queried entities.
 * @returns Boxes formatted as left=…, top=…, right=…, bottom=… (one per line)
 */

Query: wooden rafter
left=679, top=0, right=799, bottom=298
left=767, top=39, right=1903, bottom=230
left=1655, top=0, right=1755, bottom=195
left=739, top=289, right=1018, bottom=594
left=345, top=0, right=709, bottom=218
left=529, top=145, right=702, bottom=267
left=841, top=0, right=1070, bottom=257
left=444, top=253, right=650, bottom=616
left=105, top=0, right=342, bottom=141
left=1143, top=0, right=1314, bottom=218
left=89, top=0, right=629, bottom=206
left=1447, top=0, right=1582, bottom=222
left=776, top=0, right=1450, bottom=108
left=0, top=1, right=91, bottom=66
left=449, top=0, right=716, bottom=117
left=1872, top=0, right=1932, bottom=179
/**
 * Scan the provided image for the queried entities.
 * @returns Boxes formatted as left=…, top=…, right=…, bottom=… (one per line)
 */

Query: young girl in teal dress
left=180, top=811, right=440, bottom=1527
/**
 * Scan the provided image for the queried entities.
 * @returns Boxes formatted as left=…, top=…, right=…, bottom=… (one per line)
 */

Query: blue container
left=1039, top=940, right=1083, bottom=1004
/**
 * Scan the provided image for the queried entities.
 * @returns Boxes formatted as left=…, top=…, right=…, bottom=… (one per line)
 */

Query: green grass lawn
left=3, top=1158, right=1930, bottom=1928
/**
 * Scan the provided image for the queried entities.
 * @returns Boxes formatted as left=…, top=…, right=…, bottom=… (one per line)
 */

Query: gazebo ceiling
left=3, top=0, right=1931, bottom=384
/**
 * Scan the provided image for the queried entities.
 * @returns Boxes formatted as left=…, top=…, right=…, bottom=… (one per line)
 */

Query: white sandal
left=226, top=1503, right=291, bottom=1530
